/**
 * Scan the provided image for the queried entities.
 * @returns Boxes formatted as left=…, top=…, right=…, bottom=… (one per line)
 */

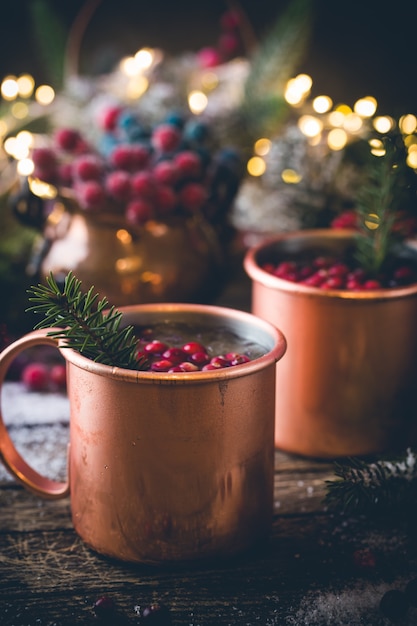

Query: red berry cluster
left=21, top=361, right=66, bottom=392
left=30, top=109, right=241, bottom=228
left=197, top=9, right=244, bottom=68
left=261, top=254, right=417, bottom=290
left=138, top=339, right=250, bottom=373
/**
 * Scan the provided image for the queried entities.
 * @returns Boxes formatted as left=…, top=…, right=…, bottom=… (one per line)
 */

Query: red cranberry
left=210, top=356, right=230, bottom=369
left=162, top=347, right=187, bottom=365
left=182, top=341, right=207, bottom=355
left=126, top=199, right=153, bottom=225
left=177, top=362, right=199, bottom=372
left=144, top=341, right=169, bottom=356
left=131, top=171, right=156, bottom=199
left=153, top=160, right=179, bottom=186
left=105, top=170, right=132, bottom=202
left=151, top=360, right=174, bottom=372
left=154, top=185, right=178, bottom=213
left=229, top=354, right=250, bottom=365
left=76, top=181, right=107, bottom=211
left=54, top=128, right=82, bottom=152
left=151, top=124, right=181, bottom=153
left=72, top=154, right=103, bottom=181
left=190, top=351, right=210, bottom=366
left=49, top=364, right=67, bottom=390
left=93, top=595, right=116, bottom=620
left=21, top=362, right=49, bottom=391
left=141, top=603, right=172, bottom=625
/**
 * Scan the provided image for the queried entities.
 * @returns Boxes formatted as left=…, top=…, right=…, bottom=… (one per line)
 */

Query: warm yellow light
left=188, top=90, right=208, bottom=115
left=294, top=73, right=313, bottom=93
left=116, top=229, right=132, bottom=245
left=285, top=74, right=312, bottom=106
left=247, top=156, right=266, bottom=176
left=11, top=131, right=33, bottom=159
left=254, top=138, right=271, bottom=156
left=11, top=101, right=29, bottom=119
left=0, top=119, right=8, bottom=136
left=369, top=138, right=385, bottom=157
left=372, top=116, right=394, bottom=134
left=1, top=76, right=19, bottom=100
left=126, top=75, right=149, bottom=99
left=399, top=114, right=417, bottom=135
left=298, top=115, right=323, bottom=138
left=201, top=72, right=219, bottom=91
left=28, top=177, right=58, bottom=199
left=343, top=113, right=363, bottom=133
left=17, top=74, right=35, bottom=98
left=3, top=136, right=17, bottom=157
left=334, top=104, right=352, bottom=115
left=17, top=158, right=34, bottom=176
left=281, top=169, right=302, bottom=184
left=120, top=56, right=140, bottom=77
left=354, top=96, right=377, bottom=118
left=134, top=48, right=154, bottom=70
left=327, top=111, right=345, bottom=127
left=312, top=95, right=332, bottom=114
left=364, top=213, right=380, bottom=230
left=407, top=151, right=417, bottom=169
left=327, top=128, right=347, bottom=150
left=35, top=84, right=55, bottom=105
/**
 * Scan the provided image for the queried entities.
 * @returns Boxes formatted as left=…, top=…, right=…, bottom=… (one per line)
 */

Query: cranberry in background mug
left=0, top=303, right=286, bottom=564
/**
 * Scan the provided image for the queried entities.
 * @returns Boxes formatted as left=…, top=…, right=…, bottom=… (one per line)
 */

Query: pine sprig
left=354, top=133, right=416, bottom=275
left=324, top=449, right=417, bottom=516
left=27, top=272, right=147, bottom=371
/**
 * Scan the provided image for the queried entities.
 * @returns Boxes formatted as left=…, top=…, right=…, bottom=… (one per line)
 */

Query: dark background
left=0, top=0, right=415, bottom=116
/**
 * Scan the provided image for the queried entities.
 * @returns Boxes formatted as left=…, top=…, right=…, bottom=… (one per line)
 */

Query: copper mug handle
left=0, top=329, right=70, bottom=498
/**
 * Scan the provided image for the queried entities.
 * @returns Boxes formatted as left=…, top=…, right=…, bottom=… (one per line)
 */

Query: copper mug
left=0, top=303, right=286, bottom=563
left=244, top=229, right=417, bottom=458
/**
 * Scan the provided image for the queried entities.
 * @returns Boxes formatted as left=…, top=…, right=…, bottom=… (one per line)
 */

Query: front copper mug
left=0, top=303, right=286, bottom=563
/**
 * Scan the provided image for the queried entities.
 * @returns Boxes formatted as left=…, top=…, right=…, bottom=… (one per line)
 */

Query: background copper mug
left=0, top=303, right=286, bottom=563
left=244, top=229, right=417, bottom=458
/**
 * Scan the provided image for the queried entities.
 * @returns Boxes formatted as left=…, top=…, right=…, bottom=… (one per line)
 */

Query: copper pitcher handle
left=0, top=329, right=70, bottom=498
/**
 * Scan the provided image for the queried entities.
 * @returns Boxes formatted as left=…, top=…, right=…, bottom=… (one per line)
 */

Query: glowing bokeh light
left=369, top=137, right=386, bottom=157
left=17, top=74, right=35, bottom=98
left=17, top=158, right=34, bottom=176
left=407, top=151, right=417, bottom=169
left=11, top=102, right=28, bottom=119
left=254, top=138, right=271, bottom=156
left=126, top=75, right=149, bottom=99
left=35, top=85, right=55, bottom=105
left=188, top=90, right=208, bottom=114
left=247, top=156, right=266, bottom=176
left=327, top=111, right=345, bottom=127
left=400, top=114, right=417, bottom=135
left=1, top=76, right=19, bottom=100
left=298, top=115, right=323, bottom=138
left=365, top=213, right=380, bottom=230
left=354, top=96, right=377, bottom=118
left=281, top=169, right=302, bottom=184
left=373, top=116, right=394, bottom=133
left=343, top=113, right=363, bottom=133
left=327, top=128, right=347, bottom=150
left=312, top=95, right=333, bottom=114
left=134, top=48, right=154, bottom=70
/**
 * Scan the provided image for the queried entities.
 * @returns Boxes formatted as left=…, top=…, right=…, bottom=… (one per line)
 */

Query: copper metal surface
left=244, top=229, right=417, bottom=458
left=0, top=303, right=286, bottom=563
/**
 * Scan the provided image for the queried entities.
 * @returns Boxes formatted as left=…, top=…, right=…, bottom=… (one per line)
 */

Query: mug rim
left=59, top=302, right=287, bottom=384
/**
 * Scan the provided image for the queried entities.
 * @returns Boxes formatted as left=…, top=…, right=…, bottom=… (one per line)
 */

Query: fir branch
left=354, top=133, right=416, bottom=275
left=241, top=0, right=313, bottom=140
left=27, top=272, right=147, bottom=371
left=324, top=449, right=417, bottom=516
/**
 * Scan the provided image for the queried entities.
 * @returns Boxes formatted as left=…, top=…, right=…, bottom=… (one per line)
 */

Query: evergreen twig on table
left=324, top=449, right=417, bottom=516
left=27, top=271, right=147, bottom=371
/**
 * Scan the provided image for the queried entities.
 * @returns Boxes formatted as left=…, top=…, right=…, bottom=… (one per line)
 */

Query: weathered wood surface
left=1, top=390, right=416, bottom=626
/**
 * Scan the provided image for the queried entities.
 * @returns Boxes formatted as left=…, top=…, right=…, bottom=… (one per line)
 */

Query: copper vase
left=244, top=229, right=417, bottom=458
left=38, top=196, right=225, bottom=306
left=0, top=303, right=286, bottom=563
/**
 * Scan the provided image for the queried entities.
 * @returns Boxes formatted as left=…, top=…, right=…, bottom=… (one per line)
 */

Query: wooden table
left=1, top=263, right=417, bottom=625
